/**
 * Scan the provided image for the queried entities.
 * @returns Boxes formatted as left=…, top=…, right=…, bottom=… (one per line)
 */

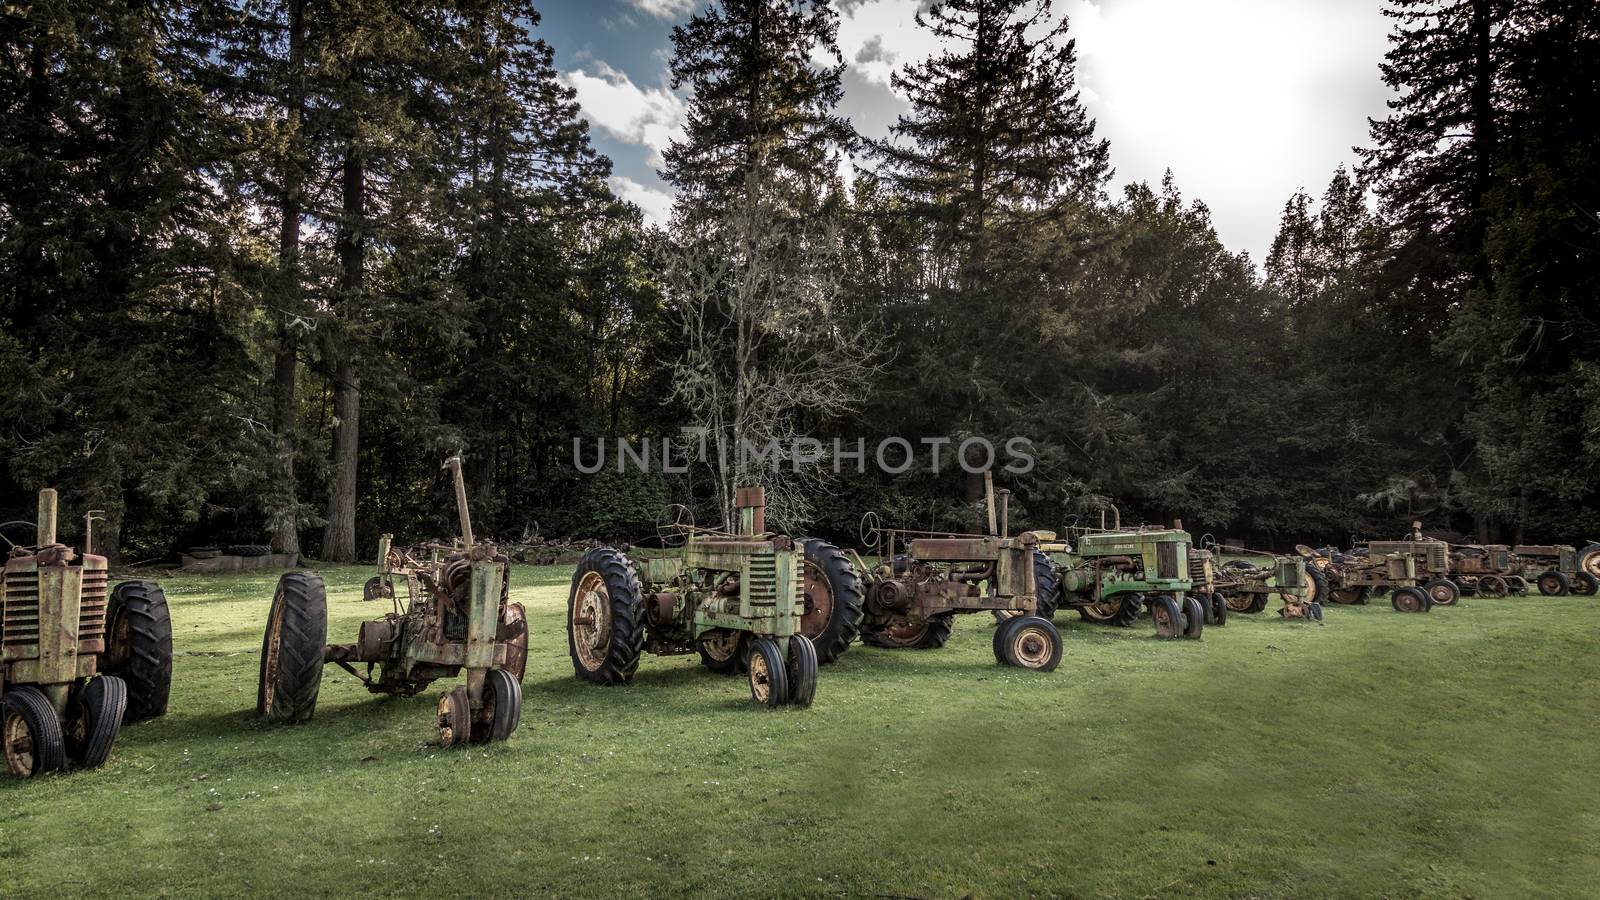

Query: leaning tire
left=3, top=686, right=67, bottom=777
left=67, top=675, right=127, bottom=769
left=997, top=616, right=1062, bottom=671
left=567, top=548, right=646, bottom=685
left=1032, top=550, right=1059, bottom=620
left=1537, top=571, right=1570, bottom=596
left=257, top=572, right=328, bottom=723
left=797, top=538, right=864, bottom=665
left=103, top=581, right=174, bottom=722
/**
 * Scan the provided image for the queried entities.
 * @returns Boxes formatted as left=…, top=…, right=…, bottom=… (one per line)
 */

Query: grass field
left=3, top=564, right=1598, bottom=898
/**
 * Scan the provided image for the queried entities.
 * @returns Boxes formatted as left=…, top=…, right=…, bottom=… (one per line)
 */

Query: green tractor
left=567, top=486, right=860, bottom=708
left=1192, top=541, right=1326, bottom=621
left=1036, top=512, right=1212, bottom=639
left=2, top=489, right=173, bottom=778
left=853, top=487, right=1063, bottom=671
left=258, top=456, right=527, bottom=747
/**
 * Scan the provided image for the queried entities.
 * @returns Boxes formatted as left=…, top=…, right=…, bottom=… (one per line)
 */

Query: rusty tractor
left=1036, top=511, right=1209, bottom=639
left=854, top=488, right=1062, bottom=671
left=1510, top=544, right=1596, bottom=596
left=567, top=486, right=859, bottom=708
left=1309, top=541, right=1441, bottom=612
left=1446, top=544, right=1527, bottom=598
left=2, top=489, right=173, bottom=778
left=258, top=456, right=527, bottom=747
left=1196, top=543, right=1325, bottom=621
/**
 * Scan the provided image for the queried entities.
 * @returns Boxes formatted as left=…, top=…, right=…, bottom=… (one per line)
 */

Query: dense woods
left=2, top=0, right=1596, bottom=562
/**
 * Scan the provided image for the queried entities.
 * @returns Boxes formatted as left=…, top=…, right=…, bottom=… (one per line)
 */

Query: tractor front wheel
left=995, top=616, right=1062, bottom=671
left=103, top=580, right=174, bottom=722
left=1570, top=572, right=1598, bottom=596
left=1150, top=595, right=1182, bottom=639
left=257, top=572, right=328, bottom=724
left=1181, top=595, right=1205, bottom=639
left=797, top=539, right=864, bottom=665
left=474, top=668, right=522, bottom=744
left=1537, top=571, right=1570, bottom=596
left=568, top=548, right=646, bottom=685
left=1424, top=578, right=1461, bottom=606
left=1207, top=592, right=1228, bottom=626
left=785, top=635, right=819, bottom=707
left=747, top=637, right=790, bottom=708
left=3, top=687, right=65, bottom=778
left=66, top=675, right=127, bottom=769
left=1391, top=586, right=1430, bottom=613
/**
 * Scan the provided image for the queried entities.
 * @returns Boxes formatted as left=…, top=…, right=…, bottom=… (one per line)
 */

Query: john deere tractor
left=1193, top=541, right=1325, bottom=621
left=2, top=489, right=173, bottom=778
left=1310, top=541, right=1441, bottom=612
left=567, top=486, right=859, bottom=708
left=853, top=487, right=1063, bottom=671
left=1037, top=512, right=1209, bottom=639
left=258, top=456, right=527, bottom=747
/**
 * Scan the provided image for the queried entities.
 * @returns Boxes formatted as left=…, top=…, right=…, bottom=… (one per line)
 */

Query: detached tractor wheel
left=785, top=635, right=819, bottom=708
left=437, top=686, right=470, bottom=747
left=1476, top=575, right=1509, bottom=598
left=1390, top=586, right=1429, bottom=613
left=257, top=572, right=328, bottom=724
left=697, top=629, right=747, bottom=675
left=499, top=603, right=529, bottom=682
left=996, top=616, right=1063, bottom=672
left=1208, top=592, right=1228, bottom=626
left=1424, top=578, right=1461, bottom=606
left=1537, top=571, right=1570, bottom=596
left=1150, top=594, right=1183, bottom=639
left=103, top=580, right=174, bottom=722
left=747, top=637, right=790, bottom=708
left=1032, top=550, right=1060, bottom=620
left=474, top=668, right=523, bottom=744
left=66, top=675, right=127, bottom=769
left=1181, top=595, right=1205, bottom=639
left=567, top=548, right=646, bottom=685
left=796, top=538, right=864, bottom=665
left=1570, top=572, right=1598, bottom=596
left=862, top=614, right=954, bottom=649
left=3, top=687, right=66, bottom=778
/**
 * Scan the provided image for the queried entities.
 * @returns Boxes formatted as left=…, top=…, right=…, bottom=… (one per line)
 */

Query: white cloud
left=609, top=175, right=674, bottom=227
left=834, top=0, right=946, bottom=90
left=628, top=0, right=697, bottom=20
left=560, top=63, right=687, bottom=166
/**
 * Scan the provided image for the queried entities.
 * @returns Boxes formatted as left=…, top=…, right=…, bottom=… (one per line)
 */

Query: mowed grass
left=2, top=565, right=1598, bottom=898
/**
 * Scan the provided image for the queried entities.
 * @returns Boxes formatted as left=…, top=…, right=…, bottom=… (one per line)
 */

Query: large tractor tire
left=258, top=572, right=328, bottom=723
left=3, top=687, right=66, bottom=778
left=797, top=538, right=864, bottom=665
left=66, top=675, right=127, bottom=769
left=993, top=616, right=1063, bottom=671
left=1032, top=550, right=1060, bottom=620
left=1579, top=544, right=1600, bottom=585
left=1536, top=571, right=1570, bottom=596
left=862, top=614, right=954, bottom=649
left=567, top=548, right=646, bottom=685
left=103, top=580, right=174, bottom=722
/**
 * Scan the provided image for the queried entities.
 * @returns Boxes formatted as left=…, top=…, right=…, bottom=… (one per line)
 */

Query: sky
left=536, top=0, right=1398, bottom=264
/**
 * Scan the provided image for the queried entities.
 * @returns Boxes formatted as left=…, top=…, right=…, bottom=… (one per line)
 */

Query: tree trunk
left=271, top=0, right=307, bottom=558
left=322, top=142, right=365, bottom=563
left=1468, top=0, right=1496, bottom=295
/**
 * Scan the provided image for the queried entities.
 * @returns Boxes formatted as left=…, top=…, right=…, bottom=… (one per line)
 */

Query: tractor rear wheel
left=1476, top=575, right=1509, bottom=598
left=257, top=572, right=327, bottom=724
left=785, top=635, right=819, bottom=707
left=103, top=580, right=174, bottom=722
left=499, top=603, right=529, bottom=682
left=697, top=629, right=746, bottom=674
left=797, top=539, right=864, bottom=665
left=1078, top=593, right=1142, bottom=627
left=1580, top=544, right=1600, bottom=583
left=996, top=616, right=1062, bottom=671
left=1150, top=595, right=1183, bottom=639
left=1032, top=550, right=1059, bottom=620
left=476, top=668, right=522, bottom=744
left=1570, top=572, right=1598, bottom=596
left=1181, top=596, right=1205, bottom=639
left=568, top=548, right=646, bottom=685
left=1537, top=571, right=1570, bottom=596
left=3, top=687, right=65, bottom=778
left=1391, top=586, right=1429, bottom=613
left=66, top=675, right=127, bottom=769
left=1423, top=578, right=1460, bottom=606
left=747, top=637, right=790, bottom=708
left=862, top=614, right=954, bottom=649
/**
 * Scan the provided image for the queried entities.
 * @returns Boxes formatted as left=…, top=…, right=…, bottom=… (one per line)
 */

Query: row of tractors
left=9, top=462, right=1595, bottom=777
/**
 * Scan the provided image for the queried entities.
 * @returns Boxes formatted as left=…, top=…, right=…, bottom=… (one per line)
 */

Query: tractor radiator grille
left=1157, top=542, right=1180, bottom=580
left=746, top=552, right=779, bottom=605
left=79, top=568, right=109, bottom=644
left=1560, top=547, right=1576, bottom=571
left=1426, top=544, right=1448, bottom=572
left=2, top=569, right=41, bottom=648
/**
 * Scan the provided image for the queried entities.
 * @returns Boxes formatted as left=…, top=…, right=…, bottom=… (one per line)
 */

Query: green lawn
left=3, top=564, right=1597, bottom=898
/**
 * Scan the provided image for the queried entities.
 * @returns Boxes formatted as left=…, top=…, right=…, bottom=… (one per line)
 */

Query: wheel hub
left=748, top=652, right=773, bottom=704
left=800, top=560, right=834, bottom=638
left=3, top=711, right=35, bottom=778
left=1010, top=626, right=1051, bottom=668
